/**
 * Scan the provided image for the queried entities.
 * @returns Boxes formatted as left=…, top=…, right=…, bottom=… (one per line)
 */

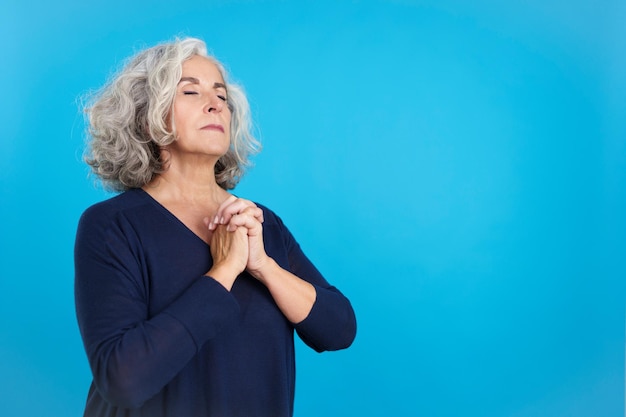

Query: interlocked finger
left=208, top=196, right=264, bottom=230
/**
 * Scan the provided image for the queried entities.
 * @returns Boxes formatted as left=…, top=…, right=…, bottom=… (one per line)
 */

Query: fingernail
left=220, top=216, right=225, bottom=224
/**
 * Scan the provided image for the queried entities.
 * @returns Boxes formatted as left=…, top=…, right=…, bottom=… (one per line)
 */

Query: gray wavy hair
left=83, top=37, right=260, bottom=191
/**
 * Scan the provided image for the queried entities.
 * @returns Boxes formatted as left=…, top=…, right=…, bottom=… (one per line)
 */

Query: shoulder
left=77, top=188, right=152, bottom=235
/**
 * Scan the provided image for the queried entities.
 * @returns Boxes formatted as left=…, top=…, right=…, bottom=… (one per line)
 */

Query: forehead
left=180, top=55, right=225, bottom=84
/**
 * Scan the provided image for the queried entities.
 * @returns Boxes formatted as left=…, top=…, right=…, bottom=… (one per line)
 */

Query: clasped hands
left=203, top=196, right=268, bottom=289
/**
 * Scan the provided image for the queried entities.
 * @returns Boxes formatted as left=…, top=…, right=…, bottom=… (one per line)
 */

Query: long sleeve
left=263, top=209, right=357, bottom=353
left=74, top=203, right=240, bottom=409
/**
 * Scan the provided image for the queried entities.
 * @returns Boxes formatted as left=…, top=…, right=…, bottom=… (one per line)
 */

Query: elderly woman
left=74, top=37, right=356, bottom=417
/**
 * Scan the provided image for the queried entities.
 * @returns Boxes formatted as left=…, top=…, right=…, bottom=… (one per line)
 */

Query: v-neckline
left=135, top=188, right=211, bottom=248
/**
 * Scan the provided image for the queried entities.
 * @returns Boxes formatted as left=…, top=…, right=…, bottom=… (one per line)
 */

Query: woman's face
left=170, top=55, right=231, bottom=160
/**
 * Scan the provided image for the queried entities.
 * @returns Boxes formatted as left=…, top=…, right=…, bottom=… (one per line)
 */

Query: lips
left=201, top=124, right=224, bottom=133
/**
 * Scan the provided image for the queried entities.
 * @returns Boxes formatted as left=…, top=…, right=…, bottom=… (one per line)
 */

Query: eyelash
left=182, top=91, right=228, bottom=102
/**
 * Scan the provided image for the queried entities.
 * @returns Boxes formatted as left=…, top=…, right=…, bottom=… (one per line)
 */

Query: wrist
left=206, top=263, right=241, bottom=291
left=247, top=256, right=278, bottom=283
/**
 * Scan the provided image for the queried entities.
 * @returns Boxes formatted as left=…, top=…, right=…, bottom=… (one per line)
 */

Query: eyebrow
left=178, top=76, right=199, bottom=85
left=178, top=77, right=228, bottom=91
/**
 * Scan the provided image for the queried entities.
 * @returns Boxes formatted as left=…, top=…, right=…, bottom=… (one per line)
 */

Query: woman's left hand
left=226, top=207, right=270, bottom=276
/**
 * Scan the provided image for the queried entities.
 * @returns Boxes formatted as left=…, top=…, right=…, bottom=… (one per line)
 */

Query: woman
left=75, top=37, right=356, bottom=417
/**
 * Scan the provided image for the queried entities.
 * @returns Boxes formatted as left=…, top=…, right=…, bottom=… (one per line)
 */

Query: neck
left=144, top=154, right=229, bottom=206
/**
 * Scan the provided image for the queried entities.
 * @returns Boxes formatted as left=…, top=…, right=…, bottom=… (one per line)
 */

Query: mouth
left=201, top=124, right=225, bottom=133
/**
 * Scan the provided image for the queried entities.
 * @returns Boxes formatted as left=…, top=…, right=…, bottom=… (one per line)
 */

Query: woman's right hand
left=204, top=221, right=249, bottom=291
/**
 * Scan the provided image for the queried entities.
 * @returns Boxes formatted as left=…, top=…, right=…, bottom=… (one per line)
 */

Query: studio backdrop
left=1, top=1, right=624, bottom=416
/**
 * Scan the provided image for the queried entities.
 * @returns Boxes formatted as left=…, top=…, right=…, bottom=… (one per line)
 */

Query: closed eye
left=218, top=95, right=228, bottom=102
left=183, top=91, right=198, bottom=95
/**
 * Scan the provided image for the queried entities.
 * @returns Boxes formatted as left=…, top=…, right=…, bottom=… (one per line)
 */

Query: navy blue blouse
left=74, top=188, right=356, bottom=417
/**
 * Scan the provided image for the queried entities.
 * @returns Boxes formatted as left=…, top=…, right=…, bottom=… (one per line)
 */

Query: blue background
left=1, top=1, right=624, bottom=416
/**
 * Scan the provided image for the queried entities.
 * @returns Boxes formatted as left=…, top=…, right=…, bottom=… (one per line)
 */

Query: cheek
left=170, top=104, right=182, bottom=132
left=225, top=112, right=232, bottom=138
left=171, top=101, right=191, bottom=128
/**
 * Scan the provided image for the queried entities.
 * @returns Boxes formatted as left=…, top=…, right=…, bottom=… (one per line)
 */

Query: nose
left=206, top=93, right=224, bottom=113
